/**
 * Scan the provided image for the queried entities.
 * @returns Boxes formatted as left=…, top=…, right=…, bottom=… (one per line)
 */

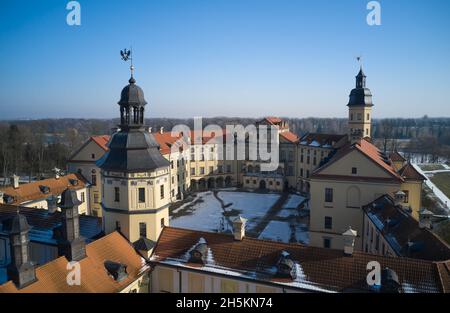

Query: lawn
left=430, top=172, right=450, bottom=199
left=419, top=164, right=445, bottom=171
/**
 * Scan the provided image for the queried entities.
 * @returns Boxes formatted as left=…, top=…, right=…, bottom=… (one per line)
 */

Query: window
left=350, top=113, right=353, bottom=120
left=306, top=170, right=310, bottom=178
left=200, top=167, right=205, bottom=175
left=91, top=174, right=97, bottom=186
left=375, top=234, right=380, bottom=251
left=357, top=113, right=362, bottom=120
left=246, top=179, right=250, bottom=184
left=323, top=238, right=331, bottom=249
left=300, top=155, right=304, bottom=163
left=80, top=192, right=85, bottom=203
left=227, top=165, right=232, bottom=173
left=139, top=222, right=147, bottom=238
left=170, top=161, right=174, bottom=169
left=138, top=188, right=145, bottom=203
left=160, top=185, right=165, bottom=199
left=91, top=153, right=95, bottom=159
left=325, top=188, right=333, bottom=202
left=313, top=157, right=317, bottom=166
left=306, top=156, right=310, bottom=164
left=209, top=166, right=214, bottom=174
left=93, top=193, right=99, bottom=203
left=352, top=167, right=357, bottom=174
left=403, top=190, right=409, bottom=203
left=171, top=176, right=175, bottom=184
left=218, top=165, right=223, bottom=173
left=366, top=128, right=369, bottom=136
left=161, top=218, right=165, bottom=228
left=191, top=168, right=195, bottom=175
left=367, top=113, right=370, bottom=120
left=300, top=168, right=303, bottom=177
left=324, top=216, right=332, bottom=229
left=115, top=221, right=121, bottom=230
left=114, top=187, right=120, bottom=202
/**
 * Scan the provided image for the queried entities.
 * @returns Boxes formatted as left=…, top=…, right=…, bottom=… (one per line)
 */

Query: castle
left=1, top=64, right=447, bottom=293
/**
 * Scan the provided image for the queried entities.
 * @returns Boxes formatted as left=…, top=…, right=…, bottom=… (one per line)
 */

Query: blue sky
left=0, top=0, right=449, bottom=119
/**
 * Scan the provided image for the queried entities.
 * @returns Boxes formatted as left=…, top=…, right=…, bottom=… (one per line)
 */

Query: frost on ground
left=170, top=191, right=280, bottom=233
left=259, top=220, right=309, bottom=244
left=170, top=190, right=309, bottom=245
left=170, top=191, right=224, bottom=232
left=282, top=194, right=305, bottom=209
left=218, top=191, right=281, bottom=230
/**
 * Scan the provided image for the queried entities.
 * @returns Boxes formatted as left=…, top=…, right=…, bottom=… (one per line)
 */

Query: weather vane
left=356, top=55, right=363, bottom=67
left=120, top=47, right=134, bottom=78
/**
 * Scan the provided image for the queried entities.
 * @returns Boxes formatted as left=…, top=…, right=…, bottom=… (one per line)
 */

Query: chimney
left=418, top=209, right=433, bottom=230
left=52, top=167, right=61, bottom=180
left=6, top=211, right=37, bottom=289
left=46, top=195, right=58, bottom=214
left=11, top=175, right=19, bottom=189
left=342, top=226, right=357, bottom=256
left=57, top=188, right=86, bottom=261
left=232, top=216, right=247, bottom=241
left=160, top=127, right=164, bottom=134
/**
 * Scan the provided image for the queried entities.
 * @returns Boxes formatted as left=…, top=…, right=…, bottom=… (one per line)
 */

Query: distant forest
left=0, top=116, right=449, bottom=181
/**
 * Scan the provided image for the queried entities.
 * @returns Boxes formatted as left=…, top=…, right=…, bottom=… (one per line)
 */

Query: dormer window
left=39, top=185, right=50, bottom=194
left=352, top=167, right=357, bottom=174
left=189, top=242, right=208, bottom=264
left=104, top=260, right=128, bottom=282
left=276, top=251, right=296, bottom=279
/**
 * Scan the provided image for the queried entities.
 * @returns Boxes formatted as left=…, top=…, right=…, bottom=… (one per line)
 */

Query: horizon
left=1, top=0, right=450, bottom=119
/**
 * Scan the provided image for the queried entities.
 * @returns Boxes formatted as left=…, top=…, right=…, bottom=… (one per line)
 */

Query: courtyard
left=169, top=189, right=309, bottom=244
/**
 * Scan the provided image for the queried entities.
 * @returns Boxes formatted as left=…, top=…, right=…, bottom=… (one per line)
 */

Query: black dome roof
left=97, top=129, right=169, bottom=172
left=118, top=77, right=147, bottom=107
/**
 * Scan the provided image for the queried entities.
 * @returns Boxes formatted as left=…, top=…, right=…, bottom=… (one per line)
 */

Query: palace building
left=1, top=63, right=449, bottom=293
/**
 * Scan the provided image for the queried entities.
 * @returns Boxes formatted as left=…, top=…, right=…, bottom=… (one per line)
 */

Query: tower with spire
left=347, top=61, right=374, bottom=142
left=98, top=49, right=170, bottom=243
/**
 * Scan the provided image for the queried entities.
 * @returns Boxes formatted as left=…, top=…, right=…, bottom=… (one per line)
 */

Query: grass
left=431, top=172, right=450, bottom=199
left=419, top=164, right=445, bottom=171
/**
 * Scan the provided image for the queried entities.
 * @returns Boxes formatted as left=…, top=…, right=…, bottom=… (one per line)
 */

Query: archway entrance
left=259, top=180, right=266, bottom=190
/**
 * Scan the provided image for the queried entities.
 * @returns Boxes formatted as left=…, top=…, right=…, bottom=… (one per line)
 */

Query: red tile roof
left=280, top=131, right=300, bottom=143
left=91, top=135, right=110, bottom=151
left=0, top=173, right=87, bottom=205
left=152, top=227, right=449, bottom=293
left=314, top=138, right=403, bottom=181
left=0, top=232, right=149, bottom=293
left=398, top=163, right=426, bottom=181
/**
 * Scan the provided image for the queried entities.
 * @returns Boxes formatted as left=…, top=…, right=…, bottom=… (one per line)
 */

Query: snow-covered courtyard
left=170, top=189, right=309, bottom=244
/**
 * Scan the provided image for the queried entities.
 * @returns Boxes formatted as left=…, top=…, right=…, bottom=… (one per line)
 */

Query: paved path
left=413, top=164, right=450, bottom=214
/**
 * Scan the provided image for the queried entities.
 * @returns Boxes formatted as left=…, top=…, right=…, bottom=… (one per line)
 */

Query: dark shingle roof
left=0, top=204, right=103, bottom=245
left=363, top=195, right=450, bottom=261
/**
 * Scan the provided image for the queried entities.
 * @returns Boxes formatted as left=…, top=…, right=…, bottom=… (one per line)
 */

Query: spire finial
left=120, top=47, right=135, bottom=83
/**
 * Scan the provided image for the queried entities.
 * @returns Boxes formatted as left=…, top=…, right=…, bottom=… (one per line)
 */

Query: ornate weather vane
left=356, top=54, right=363, bottom=67
left=120, top=47, right=134, bottom=78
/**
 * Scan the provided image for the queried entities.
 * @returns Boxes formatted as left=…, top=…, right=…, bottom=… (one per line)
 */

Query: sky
left=0, top=0, right=449, bottom=120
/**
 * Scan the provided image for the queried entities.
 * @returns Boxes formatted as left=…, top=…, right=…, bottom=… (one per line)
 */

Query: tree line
left=0, top=116, right=449, bottom=181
